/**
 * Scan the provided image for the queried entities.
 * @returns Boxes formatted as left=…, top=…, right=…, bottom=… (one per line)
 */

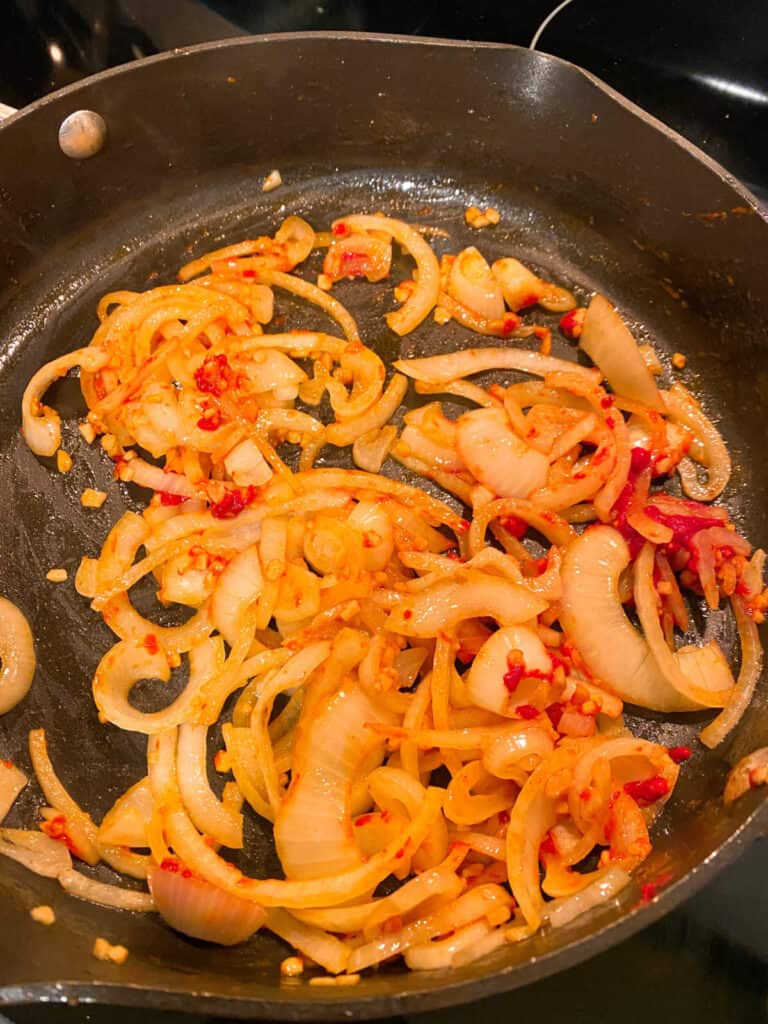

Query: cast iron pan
left=0, top=32, right=767, bottom=1021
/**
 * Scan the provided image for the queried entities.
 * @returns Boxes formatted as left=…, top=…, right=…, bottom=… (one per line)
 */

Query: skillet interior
left=0, top=33, right=766, bottom=1020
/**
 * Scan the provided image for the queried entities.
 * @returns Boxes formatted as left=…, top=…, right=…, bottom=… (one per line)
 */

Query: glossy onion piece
left=467, top=625, right=552, bottom=716
left=0, top=828, right=72, bottom=878
left=97, top=777, right=153, bottom=847
left=559, top=527, right=698, bottom=712
left=21, top=346, right=107, bottom=456
left=394, top=346, right=598, bottom=385
left=210, top=545, right=263, bottom=648
left=0, top=597, right=36, bottom=716
left=334, top=214, right=440, bottom=335
left=447, top=247, right=505, bottom=321
left=148, top=862, right=265, bottom=944
left=456, top=407, right=549, bottom=499
left=724, top=746, right=768, bottom=805
left=274, top=685, right=396, bottom=879
left=0, top=761, right=27, bottom=825
left=387, top=573, right=548, bottom=637
left=579, top=295, right=664, bottom=411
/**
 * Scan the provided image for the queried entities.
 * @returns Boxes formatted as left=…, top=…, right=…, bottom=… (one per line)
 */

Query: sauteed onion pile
left=2, top=210, right=766, bottom=977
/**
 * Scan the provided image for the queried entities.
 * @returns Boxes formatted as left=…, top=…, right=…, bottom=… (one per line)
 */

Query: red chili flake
left=457, top=518, right=471, bottom=533
left=559, top=307, right=586, bottom=339
left=630, top=446, right=653, bottom=473
left=181, top=868, right=193, bottom=879
left=579, top=788, right=592, bottom=802
left=501, top=312, right=521, bottom=336
left=2, top=759, right=13, bottom=769
left=539, top=833, right=557, bottom=856
left=640, top=872, right=673, bottom=903
left=497, top=810, right=510, bottom=825
left=380, top=810, right=392, bottom=823
left=41, top=815, right=66, bottom=839
left=241, top=268, right=256, bottom=278
left=210, top=485, right=258, bottom=519
left=354, top=814, right=375, bottom=828
left=515, top=704, right=540, bottom=720
left=445, top=549, right=462, bottom=561
left=605, top=416, right=616, bottom=429
left=624, top=775, right=670, bottom=807
left=503, top=664, right=525, bottom=693
left=546, top=702, right=565, bottom=728
left=194, top=353, right=235, bottom=397
left=573, top=471, right=587, bottom=480
left=197, top=409, right=223, bottom=431
left=600, top=395, right=615, bottom=409
left=159, top=491, right=186, bottom=506
left=160, top=857, right=181, bottom=873
left=403, top=609, right=413, bottom=620
left=395, top=848, right=406, bottom=860
left=668, top=745, right=692, bottom=764
left=143, top=634, right=159, bottom=655
left=499, top=514, right=527, bottom=539
left=362, top=531, right=377, bottom=549
left=518, top=292, right=539, bottom=310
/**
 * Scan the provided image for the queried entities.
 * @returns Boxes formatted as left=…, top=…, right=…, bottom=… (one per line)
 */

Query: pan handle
left=0, top=102, right=18, bottom=120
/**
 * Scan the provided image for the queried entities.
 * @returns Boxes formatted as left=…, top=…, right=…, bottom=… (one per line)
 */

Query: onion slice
left=177, top=723, right=244, bottom=849
left=148, top=862, right=265, bottom=943
left=0, top=828, right=71, bottom=877
left=334, top=215, right=440, bottom=335
left=59, top=868, right=154, bottom=911
left=0, top=760, right=27, bottom=824
left=543, top=865, right=630, bottom=929
left=724, top=746, right=768, bottom=804
left=700, top=596, right=764, bottom=748
left=0, top=597, right=36, bottom=715
left=394, top=347, right=598, bottom=385
left=21, top=346, right=107, bottom=456
left=579, top=295, right=663, bottom=410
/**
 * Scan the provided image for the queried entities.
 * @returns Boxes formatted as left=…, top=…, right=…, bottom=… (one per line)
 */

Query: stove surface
left=0, top=2, right=766, bottom=1021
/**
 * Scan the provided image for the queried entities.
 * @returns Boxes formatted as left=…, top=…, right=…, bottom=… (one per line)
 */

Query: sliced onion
left=394, top=347, right=598, bottom=385
left=559, top=527, right=700, bottom=712
left=448, top=247, right=505, bottom=321
left=405, top=919, right=493, bottom=971
left=21, top=346, right=107, bottom=456
left=0, top=597, right=36, bottom=715
left=347, top=501, right=395, bottom=571
left=578, top=295, right=663, bottom=410
left=98, top=777, right=153, bottom=847
left=724, top=746, right=768, bottom=804
left=177, top=723, right=243, bottom=849
left=467, top=625, right=552, bottom=715
left=456, top=407, right=549, bottom=499
left=148, top=862, right=265, bottom=943
left=223, top=438, right=274, bottom=488
left=388, top=573, right=547, bottom=637
left=700, top=596, right=764, bottom=748
left=334, top=215, right=440, bottom=335
left=0, top=828, right=72, bottom=877
left=352, top=424, right=398, bottom=473
left=59, top=868, right=154, bottom=911
left=275, top=684, right=395, bottom=879
left=266, top=908, right=350, bottom=974
left=543, top=865, right=630, bottom=929
left=243, top=272, right=359, bottom=340
left=28, top=729, right=100, bottom=865
left=634, top=543, right=732, bottom=708
left=662, top=384, right=731, bottom=500
left=210, top=545, right=263, bottom=647
left=326, top=373, right=407, bottom=446
left=0, top=760, right=27, bottom=824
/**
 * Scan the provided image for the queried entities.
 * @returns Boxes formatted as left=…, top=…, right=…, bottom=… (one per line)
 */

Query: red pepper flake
left=546, top=702, right=565, bottom=728
left=515, top=704, right=540, bottom=720
left=210, top=486, right=258, bottom=519
left=241, top=268, right=256, bottom=278
left=497, top=809, right=510, bottom=825
left=499, top=514, right=528, bottom=539
left=354, top=814, right=375, bottom=828
left=395, top=848, right=406, bottom=860
left=403, top=609, right=413, bottom=620
left=600, top=395, right=615, bottom=409
left=2, top=759, right=13, bottom=769
left=197, top=409, right=223, bottom=431
left=667, top=745, right=692, bottom=764
left=640, top=872, right=673, bottom=903
left=143, top=634, right=159, bottom=655
left=579, top=788, right=592, bottom=801
left=332, top=222, right=349, bottom=236
left=559, top=307, right=586, bottom=339
left=160, top=857, right=181, bottom=873
left=630, top=447, right=653, bottom=473
left=605, top=416, right=616, bottom=429
left=624, top=775, right=670, bottom=806
left=194, top=353, right=235, bottom=397
left=518, top=292, right=539, bottom=310
left=380, top=810, right=392, bottom=823
left=501, top=312, right=521, bottom=336
left=503, top=665, right=525, bottom=693
left=539, top=832, right=557, bottom=856
left=159, top=491, right=186, bottom=506
left=457, top=518, right=471, bottom=533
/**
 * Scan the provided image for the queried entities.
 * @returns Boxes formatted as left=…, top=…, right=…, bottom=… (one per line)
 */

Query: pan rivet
left=58, top=110, right=107, bottom=159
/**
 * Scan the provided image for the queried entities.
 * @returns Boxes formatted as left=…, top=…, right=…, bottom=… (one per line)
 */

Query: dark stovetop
left=1, top=2, right=767, bottom=1022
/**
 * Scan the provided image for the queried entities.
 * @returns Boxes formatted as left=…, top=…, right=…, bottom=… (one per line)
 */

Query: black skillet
left=0, top=32, right=767, bottom=1021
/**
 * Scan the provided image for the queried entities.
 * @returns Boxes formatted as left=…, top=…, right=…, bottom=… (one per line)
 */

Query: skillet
left=0, top=32, right=767, bottom=1020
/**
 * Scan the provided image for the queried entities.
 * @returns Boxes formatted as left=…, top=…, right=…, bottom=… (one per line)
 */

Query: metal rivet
left=58, top=110, right=107, bottom=159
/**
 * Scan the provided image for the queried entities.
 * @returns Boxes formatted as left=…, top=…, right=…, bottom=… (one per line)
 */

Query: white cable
left=529, top=0, right=577, bottom=50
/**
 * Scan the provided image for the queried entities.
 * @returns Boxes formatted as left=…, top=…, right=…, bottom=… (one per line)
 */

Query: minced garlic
left=464, top=205, right=500, bottom=229
left=30, top=905, right=56, bottom=925
left=80, top=488, right=107, bottom=508
left=92, top=937, right=129, bottom=964
left=672, top=352, right=687, bottom=369
left=262, top=169, right=282, bottom=192
left=280, top=956, right=304, bottom=977
left=56, top=449, right=73, bottom=473
left=46, top=568, right=68, bottom=583
left=309, top=973, right=361, bottom=987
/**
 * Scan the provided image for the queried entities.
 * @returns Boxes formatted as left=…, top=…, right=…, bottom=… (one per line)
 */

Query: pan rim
left=1, top=29, right=767, bottom=1020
